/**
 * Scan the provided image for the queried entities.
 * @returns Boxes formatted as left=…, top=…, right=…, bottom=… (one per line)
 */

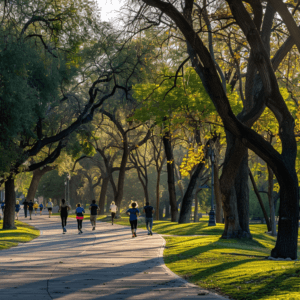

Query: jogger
left=76, top=203, right=85, bottom=234
left=33, top=202, right=39, bottom=215
left=47, top=200, right=53, bottom=218
left=143, top=202, right=155, bottom=235
left=39, top=203, right=43, bottom=215
left=110, top=201, right=117, bottom=225
left=23, top=199, right=28, bottom=218
left=126, top=202, right=140, bottom=238
left=89, top=200, right=98, bottom=231
left=59, top=199, right=70, bottom=234
left=15, top=200, right=20, bottom=220
left=28, top=200, right=34, bottom=220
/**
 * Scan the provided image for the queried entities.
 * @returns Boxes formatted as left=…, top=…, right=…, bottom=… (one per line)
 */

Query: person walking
left=76, top=203, right=85, bottom=234
left=47, top=200, right=53, bottom=218
left=126, top=202, right=140, bottom=238
left=39, top=203, right=44, bottom=215
left=33, top=202, right=39, bottom=215
left=110, top=201, right=118, bottom=225
left=143, top=202, right=155, bottom=236
left=28, top=200, right=34, bottom=220
left=23, top=199, right=28, bottom=218
left=15, top=200, right=20, bottom=220
left=59, top=199, right=70, bottom=234
left=89, top=200, right=98, bottom=231
left=1, top=201, right=5, bottom=218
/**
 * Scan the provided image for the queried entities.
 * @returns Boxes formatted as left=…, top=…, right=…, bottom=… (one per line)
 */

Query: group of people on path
left=11, top=197, right=155, bottom=238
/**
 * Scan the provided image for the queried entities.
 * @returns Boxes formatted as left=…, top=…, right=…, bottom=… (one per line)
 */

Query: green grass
left=0, top=220, right=40, bottom=250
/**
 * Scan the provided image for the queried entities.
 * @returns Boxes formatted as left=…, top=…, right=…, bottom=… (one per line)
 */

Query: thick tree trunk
left=178, top=162, right=205, bottom=223
left=235, top=152, right=251, bottom=238
left=249, top=169, right=272, bottom=232
left=3, top=176, right=16, bottom=230
left=115, top=145, right=129, bottom=208
left=267, top=165, right=277, bottom=236
left=27, top=166, right=54, bottom=201
left=165, top=204, right=170, bottom=219
left=156, top=170, right=161, bottom=220
left=98, top=177, right=109, bottom=215
left=163, top=131, right=178, bottom=222
left=194, top=190, right=199, bottom=222
left=214, top=163, right=223, bottom=223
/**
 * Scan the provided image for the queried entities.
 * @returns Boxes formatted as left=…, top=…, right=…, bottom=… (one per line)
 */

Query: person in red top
left=76, top=203, right=85, bottom=234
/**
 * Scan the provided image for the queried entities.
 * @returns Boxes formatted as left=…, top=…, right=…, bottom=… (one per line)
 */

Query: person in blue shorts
left=76, top=203, right=85, bottom=234
left=15, top=200, right=20, bottom=220
left=126, top=202, right=140, bottom=238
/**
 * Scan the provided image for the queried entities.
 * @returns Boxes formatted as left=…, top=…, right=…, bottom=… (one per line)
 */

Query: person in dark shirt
left=23, top=199, right=29, bottom=218
left=126, top=202, right=140, bottom=238
left=89, top=200, right=98, bottom=231
left=39, top=203, right=44, bottom=215
left=59, top=199, right=70, bottom=234
left=15, top=200, right=20, bottom=220
left=28, top=200, right=34, bottom=220
left=143, top=202, right=155, bottom=236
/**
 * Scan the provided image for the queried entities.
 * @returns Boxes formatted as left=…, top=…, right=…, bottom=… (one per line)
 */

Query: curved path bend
left=0, top=213, right=227, bottom=300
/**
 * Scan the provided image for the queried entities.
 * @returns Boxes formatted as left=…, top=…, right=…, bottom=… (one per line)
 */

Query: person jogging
left=39, top=203, right=44, bottom=215
left=59, top=199, right=70, bottom=234
left=126, top=202, right=140, bottom=238
left=110, top=201, right=118, bottom=225
left=143, top=202, right=155, bottom=236
left=76, top=203, right=85, bottom=234
left=15, top=200, right=20, bottom=220
left=89, top=200, right=98, bottom=231
left=28, top=200, right=34, bottom=220
left=23, top=199, right=28, bottom=218
left=1, top=201, right=5, bottom=218
left=33, top=202, right=39, bottom=215
left=47, top=200, right=53, bottom=218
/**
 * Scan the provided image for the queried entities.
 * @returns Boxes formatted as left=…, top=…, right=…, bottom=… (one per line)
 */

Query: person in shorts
left=76, top=203, right=85, bottom=234
left=89, top=200, right=98, bottom=231
left=143, top=202, right=155, bottom=235
left=33, top=202, right=39, bottom=215
left=47, top=200, right=53, bottom=218
left=126, top=202, right=140, bottom=238
left=28, top=200, right=34, bottom=220
left=110, top=201, right=117, bottom=225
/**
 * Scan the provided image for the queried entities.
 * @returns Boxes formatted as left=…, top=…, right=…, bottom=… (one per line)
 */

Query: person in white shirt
left=109, top=201, right=118, bottom=225
left=47, top=200, right=53, bottom=218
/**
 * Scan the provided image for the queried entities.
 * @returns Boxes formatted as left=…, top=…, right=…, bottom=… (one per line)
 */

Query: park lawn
left=0, top=220, right=39, bottom=250
left=163, top=225, right=300, bottom=300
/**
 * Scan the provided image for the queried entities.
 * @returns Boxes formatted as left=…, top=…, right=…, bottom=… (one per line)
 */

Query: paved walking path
left=0, top=212, right=227, bottom=300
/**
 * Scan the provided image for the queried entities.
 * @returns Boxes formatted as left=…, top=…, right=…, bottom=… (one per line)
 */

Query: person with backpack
left=76, top=203, right=85, bottom=234
left=23, top=199, right=28, bottom=218
left=59, top=199, right=70, bottom=234
left=143, top=202, right=155, bottom=236
left=28, top=200, right=34, bottom=220
left=109, top=201, right=118, bottom=225
left=15, top=200, right=20, bottom=220
left=126, top=202, right=140, bottom=238
left=89, top=200, right=98, bottom=231
left=39, top=203, right=44, bottom=215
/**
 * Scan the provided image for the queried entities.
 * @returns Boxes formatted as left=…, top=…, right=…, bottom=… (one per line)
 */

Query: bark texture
left=3, top=176, right=16, bottom=229
left=98, top=177, right=109, bottom=215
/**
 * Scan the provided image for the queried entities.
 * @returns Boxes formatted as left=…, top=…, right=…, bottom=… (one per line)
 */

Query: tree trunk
left=163, top=131, right=178, bottom=222
left=99, top=177, right=109, bottom=215
left=194, top=190, right=199, bottom=222
left=165, top=203, right=170, bottom=219
left=115, top=145, right=129, bottom=208
left=26, top=166, right=54, bottom=201
left=156, top=169, right=161, bottom=220
left=249, top=169, right=272, bottom=232
left=214, top=163, right=223, bottom=223
left=3, top=176, right=16, bottom=230
left=268, top=165, right=277, bottom=236
left=178, top=161, right=205, bottom=223
left=234, top=152, right=251, bottom=238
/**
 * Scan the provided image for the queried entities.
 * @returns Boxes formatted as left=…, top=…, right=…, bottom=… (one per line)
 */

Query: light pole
left=64, top=181, right=67, bottom=201
left=208, top=148, right=216, bottom=226
left=67, top=174, right=71, bottom=204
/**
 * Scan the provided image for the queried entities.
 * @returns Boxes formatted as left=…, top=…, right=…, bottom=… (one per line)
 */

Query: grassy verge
left=99, top=215, right=300, bottom=299
left=0, top=220, right=40, bottom=250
